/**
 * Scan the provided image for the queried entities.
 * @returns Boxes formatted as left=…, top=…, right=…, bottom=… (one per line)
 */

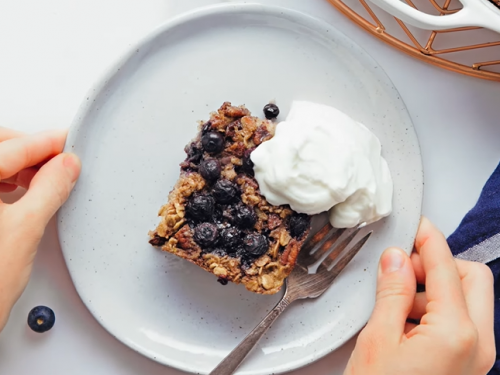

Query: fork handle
left=209, top=295, right=294, bottom=375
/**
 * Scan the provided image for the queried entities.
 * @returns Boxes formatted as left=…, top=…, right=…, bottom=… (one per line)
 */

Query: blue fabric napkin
left=447, top=161, right=500, bottom=374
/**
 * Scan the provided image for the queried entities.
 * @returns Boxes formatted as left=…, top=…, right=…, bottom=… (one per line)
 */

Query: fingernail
left=63, top=153, right=81, bottom=182
left=380, top=248, right=405, bottom=274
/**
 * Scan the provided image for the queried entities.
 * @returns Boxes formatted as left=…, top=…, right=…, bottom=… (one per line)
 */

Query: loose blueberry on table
left=149, top=102, right=312, bottom=294
left=27, top=306, right=56, bottom=333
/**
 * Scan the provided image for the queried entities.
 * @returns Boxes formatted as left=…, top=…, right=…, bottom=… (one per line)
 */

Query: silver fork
left=209, top=224, right=373, bottom=375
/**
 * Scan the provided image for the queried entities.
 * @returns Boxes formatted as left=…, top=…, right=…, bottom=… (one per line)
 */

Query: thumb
left=16, top=153, right=81, bottom=227
left=365, top=247, right=416, bottom=342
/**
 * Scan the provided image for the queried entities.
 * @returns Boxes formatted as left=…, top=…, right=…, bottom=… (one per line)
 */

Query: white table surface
left=0, top=1, right=499, bottom=374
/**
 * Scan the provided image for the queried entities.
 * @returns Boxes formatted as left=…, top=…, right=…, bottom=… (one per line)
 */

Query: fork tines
left=299, top=223, right=372, bottom=274
left=319, top=231, right=372, bottom=275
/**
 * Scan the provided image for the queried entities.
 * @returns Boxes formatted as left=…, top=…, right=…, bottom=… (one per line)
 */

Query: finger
left=0, top=127, right=24, bottom=142
left=1, top=167, right=39, bottom=189
left=408, top=292, right=427, bottom=320
left=15, top=153, right=81, bottom=227
left=410, top=252, right=425, bottom=284
left=404, top=322, right=417, bottom=335
left=414, top=216, right=468, bottom=319
left=0, top=130, right=67, bottom=181
left=0, top=183, right=18, bottom=193
left=411, top=248, right=494, bottom=350
left=456, top=259, right=495, bottom=361
left=365, top=247, right=416, bottom=343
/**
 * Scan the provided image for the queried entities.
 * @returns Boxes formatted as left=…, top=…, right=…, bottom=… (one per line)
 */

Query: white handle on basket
left=368, top=0, right=500, bottom=34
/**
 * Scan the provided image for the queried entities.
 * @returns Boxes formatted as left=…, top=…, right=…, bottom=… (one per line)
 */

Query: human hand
left=344, top=216, right=495, bottom=375
left=0, top=127, right=81, bottom=331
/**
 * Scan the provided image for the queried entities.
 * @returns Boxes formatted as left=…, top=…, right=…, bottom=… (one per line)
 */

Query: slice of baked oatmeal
left=148, top=102, right=311, bottom=294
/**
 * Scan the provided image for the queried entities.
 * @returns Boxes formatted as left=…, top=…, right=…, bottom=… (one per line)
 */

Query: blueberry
left=211, top=248, right=227, bottom=257
left=289, top=214, right=310, bottom=239
left=212, top=206, right=223, bottom=223
left=217, top=277, right=228, bottom=285
left=233, top=204, right=257, bottom=229
left=222, top=206, right=235, bottom=222
left=199, top=159, right=221, bottom=181
left=220, top=227, right=241, bottom=252
left=185, top=142, right=203, bottom=164
left=263, top=103, right=280, bottom=119
left=241, top=148, right=255, bottom=174
left=186, top=195, right=215, bottom=221
left=243, top=234, right=269, bottom=257
left=201, top=132, right=225, bottom=154
left=236, top=249, right=254, bottom=268
left=193, top=223, right=218, bottom=247
left=213, top=179, right=238, bottom=204
left=27, top=306, right=55, bottom=333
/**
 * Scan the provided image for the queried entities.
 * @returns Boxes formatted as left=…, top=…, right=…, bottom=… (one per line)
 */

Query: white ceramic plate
left=58, top=4, right=423, bottom=375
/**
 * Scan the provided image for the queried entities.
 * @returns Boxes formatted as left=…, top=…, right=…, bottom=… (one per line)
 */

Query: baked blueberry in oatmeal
left=148, top=102, right=311, bottom=294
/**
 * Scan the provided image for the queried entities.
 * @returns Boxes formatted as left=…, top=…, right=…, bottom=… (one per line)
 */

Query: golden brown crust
left=149, top=102, right=311, bottom=294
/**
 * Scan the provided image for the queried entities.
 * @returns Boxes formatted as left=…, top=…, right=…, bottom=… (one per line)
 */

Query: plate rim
left=58, top=3, right=424, bottom=374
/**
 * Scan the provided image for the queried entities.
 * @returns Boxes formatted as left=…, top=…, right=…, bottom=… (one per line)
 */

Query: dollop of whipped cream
left=251, top=101, right=393, bottom=228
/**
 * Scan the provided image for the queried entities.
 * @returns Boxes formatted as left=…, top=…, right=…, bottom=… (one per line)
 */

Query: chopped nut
left=231, top=157, right=243, bottom=166
left=280, top=239, right=301, bottom=266
left=220, top=102, right=250, bottom=118
left=222, top=164, right=237, bottom=180
left=267, top=214, right=282, bottom=230
left=240, top=116, right=258, bottom=147
left=280, top=208, right=293, bottom=218
left=220, top=156, right=232, bottom=165
left=256, top=208, right=268, bottom=222
left=226, top=120, right=241, bottom=139
left=242, top=189, right=260, bottom=206
left=236, top=175, right=259, bottom=189
left=253, top=125, right=272, bottom=145
left=226, top=141, right=246, bottom=157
